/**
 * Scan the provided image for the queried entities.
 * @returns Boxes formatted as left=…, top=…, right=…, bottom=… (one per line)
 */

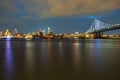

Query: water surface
left=0, top=39, right=120, bottom=80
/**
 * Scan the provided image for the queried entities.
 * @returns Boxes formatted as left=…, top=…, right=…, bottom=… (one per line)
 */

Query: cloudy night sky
left=0, top=0, right=120, bottom=33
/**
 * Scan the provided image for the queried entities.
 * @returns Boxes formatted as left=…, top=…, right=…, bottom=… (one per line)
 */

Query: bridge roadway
left=87, top=24, right=120, bottom=38
left=89, top=24, right=120, bottom=34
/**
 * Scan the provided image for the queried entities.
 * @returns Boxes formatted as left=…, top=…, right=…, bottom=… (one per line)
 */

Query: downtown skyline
left=0, top=0, right=120, bottom=33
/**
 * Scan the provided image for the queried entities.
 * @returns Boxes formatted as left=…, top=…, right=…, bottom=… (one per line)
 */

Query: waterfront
left=0, top=39, right=120, bottom=80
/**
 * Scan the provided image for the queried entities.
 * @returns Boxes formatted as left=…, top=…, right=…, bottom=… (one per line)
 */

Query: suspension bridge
left=86, top=19, right=120, bottom=38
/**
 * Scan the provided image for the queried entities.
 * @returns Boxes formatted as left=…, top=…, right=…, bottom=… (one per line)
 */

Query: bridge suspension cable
left=86, top=19, right=111, bottom=33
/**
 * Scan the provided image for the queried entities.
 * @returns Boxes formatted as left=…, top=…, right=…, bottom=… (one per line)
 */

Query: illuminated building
left=25, top=34, right=33, bottom=40
left=48, top=27, right=50, bottom=34
left=0, top=31, right=3, bottom=37
left=13, top=28, right=18, bottom=37
left=4, top=29, right=11, bottom=36
left=42, top=30, right=46, bottom=34
left=14, top=28, right=18, bottom=34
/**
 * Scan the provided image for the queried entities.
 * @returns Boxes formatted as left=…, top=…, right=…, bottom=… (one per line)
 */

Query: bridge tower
left=94, top=32, right=103, bottom=39
left=86, top=19, right=111, bottom=39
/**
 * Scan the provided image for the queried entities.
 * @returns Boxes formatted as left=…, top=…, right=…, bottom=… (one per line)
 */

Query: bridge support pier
left=94, top=32, right=103, bottom=39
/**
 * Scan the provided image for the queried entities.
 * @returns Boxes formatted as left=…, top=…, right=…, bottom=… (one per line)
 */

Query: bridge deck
left=89, top=25, right=120, bottom=33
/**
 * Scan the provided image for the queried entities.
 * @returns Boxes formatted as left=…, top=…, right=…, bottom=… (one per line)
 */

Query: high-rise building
left=13, top=28, right=18, bottom=36
left=14, top=28, right=18, bottom=34
left=43, top=30, right=46, bottom=34
left=48, top=27, right=50, bottom=34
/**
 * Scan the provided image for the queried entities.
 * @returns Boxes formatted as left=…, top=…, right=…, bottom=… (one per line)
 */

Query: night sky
left=0, top=0, right=120, bottom=33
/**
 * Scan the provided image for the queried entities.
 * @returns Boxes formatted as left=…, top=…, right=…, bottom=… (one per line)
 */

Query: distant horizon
left=0, top=18, right=120, bottom=34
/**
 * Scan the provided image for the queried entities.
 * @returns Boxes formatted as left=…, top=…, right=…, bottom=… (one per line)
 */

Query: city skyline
left=0, top=0, right=120, bottom=33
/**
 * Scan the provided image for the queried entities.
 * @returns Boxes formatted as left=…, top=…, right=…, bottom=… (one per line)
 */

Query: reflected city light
left=46, top=41, right=52, bottom=62
left=5, top=40, right=13, bottom=69
left=58, top=41, right=63, bottom=62
left=7, top=35, right=11, bottom=39
left=90, top=40, right=103, bottom=73
left=6, top=35, right=11, bottom=41
left=5, top=40, right=14, bottom=79
left=58, top=41, right=62, bottom=47
left=73, top=40, right=81, bottom=69
left=24, top=41, right=36, bottom=79
left=40, top=42, right=47, bottom=62
left=46, top=41, right=52, bottom=52
left=25, top=41, right=35, bottom=69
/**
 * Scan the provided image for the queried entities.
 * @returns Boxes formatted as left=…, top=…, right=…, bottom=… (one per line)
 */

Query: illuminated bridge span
left=86, top=19, right=120, bottom=38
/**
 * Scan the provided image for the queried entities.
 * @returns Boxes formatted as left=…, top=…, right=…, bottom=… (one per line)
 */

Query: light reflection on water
left=25, top=41, right=35, bottom=68
left=5, top=40, right=14, bottom=80
left=58, top=41, right=64, bottom=62
left=72, top=40, right=81, bottom=69
left=1, top=39, right=120, bottom=80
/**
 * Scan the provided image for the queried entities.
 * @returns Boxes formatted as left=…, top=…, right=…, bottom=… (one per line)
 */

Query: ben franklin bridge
left=86, top=19, right=120, bottom=38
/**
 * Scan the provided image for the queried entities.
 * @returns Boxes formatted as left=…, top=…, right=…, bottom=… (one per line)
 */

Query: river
left=0, top=39, right=120, bottom=80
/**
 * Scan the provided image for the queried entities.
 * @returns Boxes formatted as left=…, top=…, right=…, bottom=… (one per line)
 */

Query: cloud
left=41, top=0, right=120, bottom=17
left=18, top=0, right=48, bottom=16
left=0, top=0, right=19, bottom=16
left=18, top=0, right=120, bottom=18
left=0, top=0, right=120, bottom=19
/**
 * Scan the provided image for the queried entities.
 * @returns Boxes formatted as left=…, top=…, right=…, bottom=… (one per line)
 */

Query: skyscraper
left=13, top=28, right=18, bottom=36
left=14, top=28, right=18, bottom=34
left=48, top=27, right=50, bottom=34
